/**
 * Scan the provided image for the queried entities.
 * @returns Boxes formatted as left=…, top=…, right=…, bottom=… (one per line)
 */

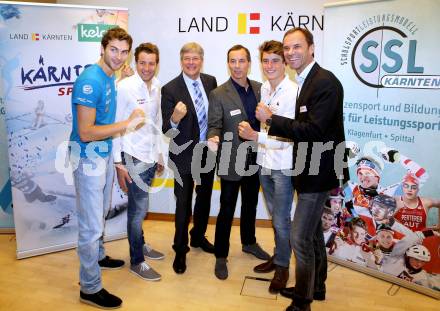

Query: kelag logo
left=77, top=24, right=115, bottom=42
left=341, top=14, right=440, bottom=89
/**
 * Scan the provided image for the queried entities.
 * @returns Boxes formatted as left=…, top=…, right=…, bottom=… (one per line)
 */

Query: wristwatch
left=265, top=118, right=272, bottom=127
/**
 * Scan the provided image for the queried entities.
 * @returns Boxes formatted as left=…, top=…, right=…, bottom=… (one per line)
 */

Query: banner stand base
left=328, top=255, right=440, bottom=300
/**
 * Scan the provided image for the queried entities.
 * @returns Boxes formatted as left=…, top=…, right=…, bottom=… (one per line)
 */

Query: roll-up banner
left=323, top=0, right=439, bottom=298
left=0, top=1, right=129, bottom=258
left=0, top=97, right=13, bottom=232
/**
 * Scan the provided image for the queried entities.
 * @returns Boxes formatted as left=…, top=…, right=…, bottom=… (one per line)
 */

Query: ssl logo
left=351, top=26, right=424, bottom=88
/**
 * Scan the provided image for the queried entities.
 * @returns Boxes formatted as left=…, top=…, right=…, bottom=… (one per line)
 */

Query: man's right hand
left=115, top=164, right=132, bottom=193
left=120, top=64, right=134, bottom=80
left=127, top=108, right=145, bottom=130
left=208, top=136, right=219, bottom=152
left=171, top=101, right=187, bottom=124
left=255, top=102, right=272, bottom=123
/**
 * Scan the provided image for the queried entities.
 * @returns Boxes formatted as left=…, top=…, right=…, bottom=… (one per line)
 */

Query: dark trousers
left=173, top=169, right=214, bottom=254
left=214, top=173, right=259, bottom=258
left=291, top=191, right=329, bottom=305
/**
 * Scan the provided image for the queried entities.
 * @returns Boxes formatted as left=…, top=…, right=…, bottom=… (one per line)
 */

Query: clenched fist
left=127, top=108, right=145, bottom=131
left=238, top=121, right=257, bottom=141
left=255, top=102, right=272, bottom=123
left=171, top=101, right=187, bottom=123
left=120, top=64, right=134, bottom=80
left=208, top=135, right=220, bottom=152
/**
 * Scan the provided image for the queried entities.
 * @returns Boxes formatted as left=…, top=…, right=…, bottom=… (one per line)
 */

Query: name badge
left=300, top=106, right=307, bottom=113
left=230, top=109, right=241, bottom=116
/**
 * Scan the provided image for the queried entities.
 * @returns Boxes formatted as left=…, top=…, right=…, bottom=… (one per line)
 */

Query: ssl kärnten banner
left=323, top=0, right=439, bottom=298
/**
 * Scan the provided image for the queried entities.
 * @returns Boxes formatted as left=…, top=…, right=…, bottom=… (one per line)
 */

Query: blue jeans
left=291, top=191, right=329, bottom=304
left=259, top=169, right=293, bottom=267
left=124, top=153, right=157, bottom=265
left=73, top=155, right=114, bottom=294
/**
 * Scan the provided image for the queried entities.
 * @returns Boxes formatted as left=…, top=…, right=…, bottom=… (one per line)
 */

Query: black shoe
left=285, top=303, right=311, bottom=311
left=98, top=256, right=125, bottom=270
left=80, top=288, right=122, bottom=309
left=190, top=237, right=215, bottom=254
left=214, top=257, right=228, bottom=280
left=173, top=253, right=186, bottom=274
left=285, top=295, right=312, bottom=311
left=253, top=256, right=275, bottom=273
left=313, top=291, right=326, bottom=301
left=280, top=287, right=294, bottom=298
left=280, top=287, right=325, bottom=301
left=242, top=243, right=270, bottom=260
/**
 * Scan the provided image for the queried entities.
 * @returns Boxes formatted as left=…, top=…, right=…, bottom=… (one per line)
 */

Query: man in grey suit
left=207, top=45, right=270, bottom=280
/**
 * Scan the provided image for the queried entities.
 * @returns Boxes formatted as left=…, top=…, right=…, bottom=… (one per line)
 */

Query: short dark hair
left=259, top=40, right=284, bottom=62
left=283, top=27, right=314, bottom=47
left=227, top=44, right=251, bottom=62
left=101, top=27, right=133, bottom=51
left=134, top=42, right=160, bottom=63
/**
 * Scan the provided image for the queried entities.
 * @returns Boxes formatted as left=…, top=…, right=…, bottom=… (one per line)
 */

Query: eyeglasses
left=182, top=56, right=201, bottom=63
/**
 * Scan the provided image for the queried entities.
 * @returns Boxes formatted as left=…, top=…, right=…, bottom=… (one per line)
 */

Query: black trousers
left=214, top=173, right=259, bottom=258
left=173, top=169, right=214, bottom=254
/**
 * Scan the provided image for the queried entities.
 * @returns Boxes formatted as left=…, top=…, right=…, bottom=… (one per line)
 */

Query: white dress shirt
left=296, top=60, right=315, bottom=96
left=113, top=72, right=162, bottom=164
left=182, top=72, right=209, bottom=114
left=256, top=75, right=298, bottom=170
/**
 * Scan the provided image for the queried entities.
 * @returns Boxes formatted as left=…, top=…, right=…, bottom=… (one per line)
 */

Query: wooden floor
left=0, top=220, right=438, bottom=311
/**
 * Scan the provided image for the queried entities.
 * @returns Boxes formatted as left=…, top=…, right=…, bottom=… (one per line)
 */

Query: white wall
left=56, top=0, right=330, bottom=219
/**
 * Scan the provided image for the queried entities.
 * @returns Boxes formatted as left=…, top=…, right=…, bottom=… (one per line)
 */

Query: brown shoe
left=269, top=266, right=289, bottom=294
left=253, top=256, right=275, bottom=273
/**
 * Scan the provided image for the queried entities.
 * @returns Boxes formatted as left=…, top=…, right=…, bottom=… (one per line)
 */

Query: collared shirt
left=231, top=78, right=259, bottom=131
left=170, top=72, right=210, bottom=129
left=257, top=75, right=297, bottom=170
left=296, top=60, right=316, bottom=96
left=182, top=72, right=209, bottom=113
left=113, top=72, right=163, bottom=164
